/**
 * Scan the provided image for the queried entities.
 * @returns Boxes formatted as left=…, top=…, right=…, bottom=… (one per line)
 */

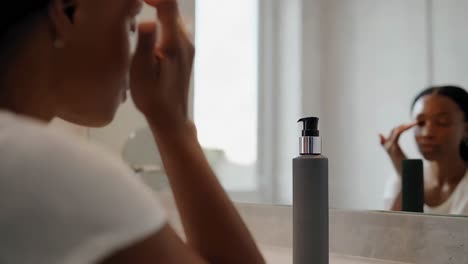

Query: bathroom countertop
left=159, top=191, right=468, bottom=264
left=260, top=246, right=409, bottom=264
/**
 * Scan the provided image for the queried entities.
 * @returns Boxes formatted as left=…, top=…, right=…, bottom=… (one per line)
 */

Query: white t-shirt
left=0, top=111, right=166, bottom=264
left=384, top=169, right=468, bottom=215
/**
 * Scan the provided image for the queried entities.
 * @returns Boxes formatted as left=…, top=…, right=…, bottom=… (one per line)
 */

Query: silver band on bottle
left=299, top=136, right=322, bottom=155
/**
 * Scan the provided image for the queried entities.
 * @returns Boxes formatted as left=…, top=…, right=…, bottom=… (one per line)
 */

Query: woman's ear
left=47, top=0, right=78, bottom=47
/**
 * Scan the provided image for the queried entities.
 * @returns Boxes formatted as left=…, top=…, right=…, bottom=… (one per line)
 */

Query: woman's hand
left=130, top=0, right=195, bottom=133
left=379, top=122, right=418, bottom=175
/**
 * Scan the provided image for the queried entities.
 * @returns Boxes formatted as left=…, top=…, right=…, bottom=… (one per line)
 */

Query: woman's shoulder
left=0, top=111, right=158, bottom=204
left=0, top=110, right=86, bottom=152
left=0, top=112, right=120, bottom=177
left=445, top=168, right=468, bottom=214
left=0, top=111, right=167, bottom=263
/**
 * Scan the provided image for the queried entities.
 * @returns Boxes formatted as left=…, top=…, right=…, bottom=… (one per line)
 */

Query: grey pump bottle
left=293, top=117, right=329, bottom=264
left=401, top=159, right=424, bottom=213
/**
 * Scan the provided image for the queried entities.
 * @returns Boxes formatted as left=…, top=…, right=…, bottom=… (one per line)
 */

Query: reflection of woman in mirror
left=381, top=86, right=468, bottom=214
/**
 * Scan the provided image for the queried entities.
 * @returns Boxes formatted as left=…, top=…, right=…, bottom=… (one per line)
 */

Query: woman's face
left=412, top=94, right=468, bottom=161
left=53, top=0, right=142, bottom=127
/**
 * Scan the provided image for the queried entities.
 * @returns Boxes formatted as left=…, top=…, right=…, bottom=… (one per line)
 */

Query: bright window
left=194, top=0, right=259, bottom=190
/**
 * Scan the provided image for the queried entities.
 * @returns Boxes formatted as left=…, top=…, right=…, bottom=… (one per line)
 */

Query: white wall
left=432, top=0, right=468, bottom=87
left=297, top=0, right=429, bottom=210
left=271, top=0, right=303, bottom=204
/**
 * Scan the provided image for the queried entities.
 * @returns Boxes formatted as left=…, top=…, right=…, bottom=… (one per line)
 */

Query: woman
left=0, top=0, right=265, bottom=263
left=380, top=86, right=468, bottom=215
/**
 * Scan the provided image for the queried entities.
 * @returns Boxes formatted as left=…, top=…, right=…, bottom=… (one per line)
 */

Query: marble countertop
left=260, top=246, right=408, bottom=264
left=158, top=190, right=468, bottom=264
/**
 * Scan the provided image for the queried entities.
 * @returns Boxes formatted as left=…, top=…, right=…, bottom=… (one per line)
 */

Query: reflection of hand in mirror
left=380, top=122, right=416, bottom=212
left=383, top=86, right=468, bottom=215
left=379, top=122, right=418, bottom=176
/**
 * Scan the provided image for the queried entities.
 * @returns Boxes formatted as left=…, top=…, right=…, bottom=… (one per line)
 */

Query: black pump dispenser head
left=298, top=117, right=322, bottom=155
left=298, top=117, right=320, bottom=137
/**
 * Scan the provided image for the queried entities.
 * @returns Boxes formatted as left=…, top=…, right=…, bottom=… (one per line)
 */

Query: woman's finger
left=145, top=0, right=183, bottom=55
left=132, top=22, right=158, bottom=75
left=389, top=121, right=418, bottom=142
left=379, top=134, right=387, bottom=145
left=395, top=121, right=418, bottom=135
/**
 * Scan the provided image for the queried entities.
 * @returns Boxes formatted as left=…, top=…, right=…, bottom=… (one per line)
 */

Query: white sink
left=260, top=245, right=410, bottom=264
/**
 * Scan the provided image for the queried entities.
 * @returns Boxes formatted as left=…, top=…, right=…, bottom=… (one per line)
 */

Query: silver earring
left=53, top=39, right=65, bottom=49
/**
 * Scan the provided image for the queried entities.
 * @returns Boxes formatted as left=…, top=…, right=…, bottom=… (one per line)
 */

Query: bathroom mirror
left=88, top=0, right=468, bottom=217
